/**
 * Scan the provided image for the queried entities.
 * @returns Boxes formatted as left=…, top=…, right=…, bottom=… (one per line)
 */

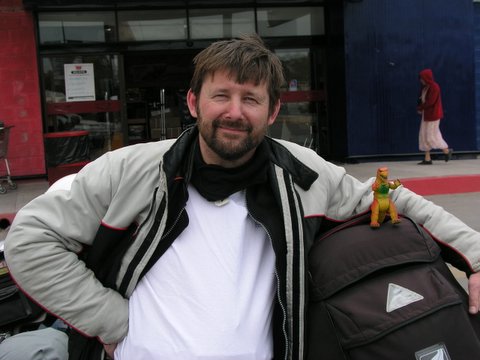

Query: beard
left=196, top=112, right=268, bottom=162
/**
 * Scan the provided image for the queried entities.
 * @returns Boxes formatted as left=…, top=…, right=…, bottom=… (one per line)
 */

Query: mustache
left=212, top=118, right=252, bottom=132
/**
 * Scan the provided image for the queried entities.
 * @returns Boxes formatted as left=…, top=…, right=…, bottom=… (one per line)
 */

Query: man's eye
left=245, top=97, right=259, bottom=104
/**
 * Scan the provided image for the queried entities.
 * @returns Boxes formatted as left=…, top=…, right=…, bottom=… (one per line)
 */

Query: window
left=257, top=7, right=324, bottom=37
left=38, top=12, right=116, bottom=44
left=118, top=10, right=187, bottom=41
left=189, top=8, right=255, bottom=39
left=269, top=49, right=325, bottom=151
left=42, top=54, right=123, bottom=159
left=37, top=7, right=325, bottom=44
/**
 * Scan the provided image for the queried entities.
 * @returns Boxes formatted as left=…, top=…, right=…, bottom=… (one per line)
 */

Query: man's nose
left=224, top=98, right=244, bottom=119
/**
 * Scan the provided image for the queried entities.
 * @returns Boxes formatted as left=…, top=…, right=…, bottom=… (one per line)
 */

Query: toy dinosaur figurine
left=370, top=167, right=402, bottom=228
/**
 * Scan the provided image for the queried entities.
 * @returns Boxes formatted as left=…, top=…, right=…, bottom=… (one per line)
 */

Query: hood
left=419, top=68, right=435, bottom=85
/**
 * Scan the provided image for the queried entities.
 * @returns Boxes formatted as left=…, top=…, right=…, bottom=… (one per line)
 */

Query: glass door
left=41, top=54, right=123, bottom=160
left=124, top=51, right=197, bottom=143
left=269, top=48, right=326, bottom=154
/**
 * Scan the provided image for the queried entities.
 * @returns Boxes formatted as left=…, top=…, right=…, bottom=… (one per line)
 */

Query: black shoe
left=445, top=149, right=453, bottom=162
left=418, top=160, right=432, bottom=165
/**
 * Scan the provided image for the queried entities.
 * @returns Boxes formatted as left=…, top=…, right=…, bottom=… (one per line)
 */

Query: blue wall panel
left=474, top=2, right=480, bottom=150
left=344, top=0, right=476, bottom=157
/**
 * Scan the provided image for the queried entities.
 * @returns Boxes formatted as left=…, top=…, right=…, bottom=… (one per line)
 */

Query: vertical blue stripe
left=474, top=3, right=480, bottom=149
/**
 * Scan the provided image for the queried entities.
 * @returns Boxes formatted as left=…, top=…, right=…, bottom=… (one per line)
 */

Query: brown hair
left=190, top=34, right=285, bottom=114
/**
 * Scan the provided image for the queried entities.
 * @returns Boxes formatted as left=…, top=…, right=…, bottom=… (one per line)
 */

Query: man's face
left=187, top=70, right=280, bottom=168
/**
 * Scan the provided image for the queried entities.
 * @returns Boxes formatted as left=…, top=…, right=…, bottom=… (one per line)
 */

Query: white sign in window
left=64, top=63, right=95, bottom=102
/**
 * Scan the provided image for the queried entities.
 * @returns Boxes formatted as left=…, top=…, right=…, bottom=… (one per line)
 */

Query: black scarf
left=190, top=140, right=270, bottom=202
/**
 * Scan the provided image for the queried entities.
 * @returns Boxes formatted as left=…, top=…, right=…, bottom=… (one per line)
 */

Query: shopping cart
left=0, top=125, right=17, bottom=194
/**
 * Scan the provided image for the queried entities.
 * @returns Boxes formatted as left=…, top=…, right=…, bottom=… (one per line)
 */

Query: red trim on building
left=46, top=100, right=122, bottom=115
left=44, top=130, right=89, bottom=138
left=46, top=160, right=89, bottom=185
left=280, top=90, right=325, bottom=103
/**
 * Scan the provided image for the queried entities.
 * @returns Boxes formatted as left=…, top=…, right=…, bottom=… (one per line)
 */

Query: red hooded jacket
left=417, top=68, right=444, bottom=121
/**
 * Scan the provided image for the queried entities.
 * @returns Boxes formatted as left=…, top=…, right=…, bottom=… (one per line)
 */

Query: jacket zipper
left=246, top=197, right=289, bottom=360
left=133, top=187, right=160, bottom=237
left=160, top=206, right=185, bottom=241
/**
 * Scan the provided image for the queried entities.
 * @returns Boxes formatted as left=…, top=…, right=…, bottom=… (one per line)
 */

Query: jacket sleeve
left=391, top=186, right=480, bottom=273
left=4, top=153, right=129, bottom=345
left=277, top=140, right=480, bottom=275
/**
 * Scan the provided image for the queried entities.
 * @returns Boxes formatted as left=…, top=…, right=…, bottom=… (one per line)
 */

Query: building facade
left=0, top=0, right=478, bottom=179
left=0, top=0, right=44, bottom=177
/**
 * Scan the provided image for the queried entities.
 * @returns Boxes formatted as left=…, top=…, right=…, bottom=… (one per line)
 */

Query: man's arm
left=325, top=166, right=480, bottom=312
left=389, top=186, right=480, bottom=312
left=4, top=156, right=129, bottom=344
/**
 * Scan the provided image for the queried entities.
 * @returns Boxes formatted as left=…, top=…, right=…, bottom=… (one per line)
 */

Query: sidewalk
left=0, top=178, right=48, bottom=223
left=341, top=157, right=480, bottom=183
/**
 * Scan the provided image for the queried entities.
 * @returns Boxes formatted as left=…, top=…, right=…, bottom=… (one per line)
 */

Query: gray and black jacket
left=5, top=126, right=480, bottom=359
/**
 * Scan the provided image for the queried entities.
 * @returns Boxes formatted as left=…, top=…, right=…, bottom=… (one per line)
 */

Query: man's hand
left=468, top=272, right=480, bottom=314
left=104, top=343, right=117, bottom=359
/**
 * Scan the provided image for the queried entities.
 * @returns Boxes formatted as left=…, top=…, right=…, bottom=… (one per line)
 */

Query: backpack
left=307, top=214, right=480, bottom=359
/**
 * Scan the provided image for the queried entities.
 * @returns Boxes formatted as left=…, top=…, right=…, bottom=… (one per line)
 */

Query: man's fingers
left=104, top=343, right=117, bottom=359
left=468, top=273, right=480, bottom=314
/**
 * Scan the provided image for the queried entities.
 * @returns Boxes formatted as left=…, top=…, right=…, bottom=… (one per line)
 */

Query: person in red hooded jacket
left=416, top=68, right=452, bottom=165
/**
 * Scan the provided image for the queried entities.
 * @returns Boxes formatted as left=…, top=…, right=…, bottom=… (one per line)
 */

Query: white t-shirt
left=115, top=186, right=276, bottom=360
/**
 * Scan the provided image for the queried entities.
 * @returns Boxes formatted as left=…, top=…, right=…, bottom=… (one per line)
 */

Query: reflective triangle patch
left=386, top=283, right=424, bottom=313
left=415, top=342, right=451, bottom=360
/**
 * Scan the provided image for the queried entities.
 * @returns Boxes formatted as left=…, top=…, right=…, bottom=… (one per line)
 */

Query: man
left=4, top=35, right=480, bottom=360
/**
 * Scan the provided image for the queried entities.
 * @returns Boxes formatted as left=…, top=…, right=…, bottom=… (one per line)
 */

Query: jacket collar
left=264, top=136, right=318, bottom=191
left=161, top=126, right=198, bottom=187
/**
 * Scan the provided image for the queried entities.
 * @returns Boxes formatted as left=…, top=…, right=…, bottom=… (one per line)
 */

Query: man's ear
left=186, top=89, right=198, bottom=118
left=268, top=99, right=281, bottom=125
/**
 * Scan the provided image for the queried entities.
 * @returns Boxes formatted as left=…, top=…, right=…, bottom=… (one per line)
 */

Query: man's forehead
left=206, top=69, right=265, bottom=87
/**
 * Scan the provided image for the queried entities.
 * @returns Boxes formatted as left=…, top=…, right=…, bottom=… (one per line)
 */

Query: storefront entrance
left=41, top=46, right=326, bottom=166
left=42, top=53, right=123, bottom=160
left=41, top=51, right=198, bottom=164
left=124, top=51, right=197, bottom=143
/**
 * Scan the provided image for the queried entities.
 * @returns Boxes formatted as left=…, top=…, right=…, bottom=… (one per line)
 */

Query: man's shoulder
left=269, top=137, right=315, bottom=154
left=107, top=139, right=176, bottom=162
left=267, top=138, right=347, bottom=176
left=113, top=139, right=176, bottom=154
left=265, top=138, right=343, bottom=188
left=268, top=138, right=323, bottom=165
